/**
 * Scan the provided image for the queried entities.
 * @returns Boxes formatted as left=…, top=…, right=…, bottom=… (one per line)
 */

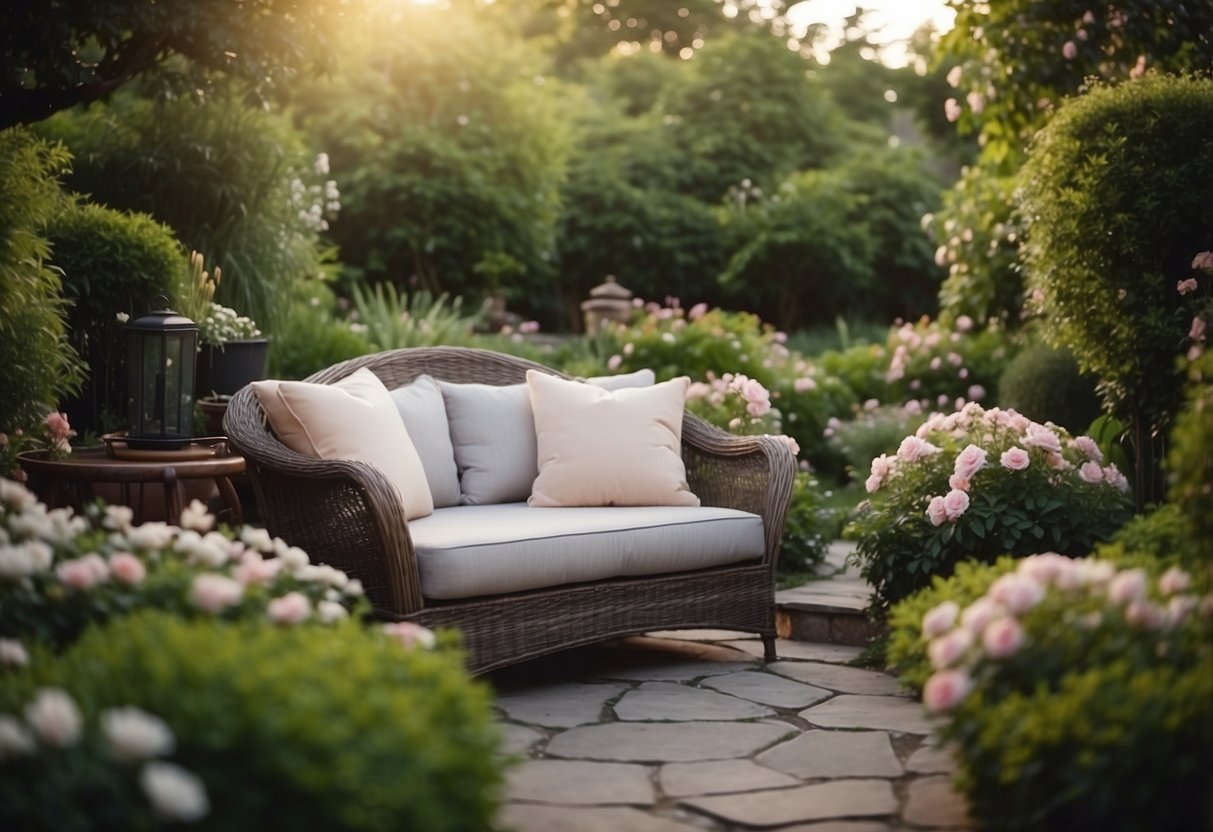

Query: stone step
left=775, top=540, right=885, bottom=647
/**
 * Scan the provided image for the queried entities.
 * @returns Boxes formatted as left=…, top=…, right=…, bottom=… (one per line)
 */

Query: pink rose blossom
left=923, top=669, right=973, bottom=713
left=922, top=601, right=960, bottom=639
left=1129, top=54, right=1146, bottom=79
left=989, top=573, right=1045, bottom=614
left=1102, top=464, right=1129, bottom=491
left=25, top=688, right=82, bottom=747
left=865, top=473, right=883, bottom=494
left=960, top=597, right=1002, bottom=634
left=267, top=592, right=311, bottom=626
left=870, top=454, right=894, bottom=479
left=688, top=302, right=709, bottom=320
left=967, top=384, right=986, bottom=402
left=1082, top=9, right=1095, bottom=24
left=1189, top=317, right=1206, bottom=343
left=1017, top=552, right=1072, bottom=587
left=1073, top=435, right=1102, bottom=462
left=955, top=315, right=973, bottom=332
left=966, top=91, right=985, bottom=113
left=1159, top=566, right=1191, bottom=596
left=942, top=488, right=970, bottom=521
left=793, top=376, right=817, bottom=393
left=944, top=97, right=961, bottom=122
left=607, top=354, right=622, bottom=371
left=1177, top=278, right=1199, bottom=295
left=0, top=639, right=28, bottom=667
left=190, top=574, right=244, bottom=613
left=233, top=551, right=283, bottom=585
left=1107, top=568, right=1147, bottom=605
left=928, top=627, right=973, bottom=669
left=1000, top=447, right=1030, bottom=471
left=1022, top=423, right=1062, bottom=454
left=926, top=495, right=948, bottom=526
left=1125, top=599, right=1165, bottom=630
left=741, top=378, right=771, bottom=418
left=1078, top=461, right=1104, bottom=484
left=1192, top=251, right=1213, bottom=270
left=56, top=553, right=110, bottom=590
left=982, top=617, right=1026, bottom=659
left=44, top=412, right=74, bottom=443
left=1062, top=40, right=1077, bottom=59
left=948, top=473, right=970, bottom=492
left=108, top=552, right=146, bottom=586
left=946, top=65, right=963, bottom=88
left=953, top=444, right=987, bottom=480
left=383, top=622, right=436, bottom=650
left=897, top=435, right=937, bottom=463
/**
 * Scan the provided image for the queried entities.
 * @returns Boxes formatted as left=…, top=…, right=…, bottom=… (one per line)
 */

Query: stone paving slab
left=769, top=662, right=907, bottom=696
left=495, top=682, right=629, bottom=728
left=801, top=695, right=936, bottom=735
left=499, top=723, right=545, bottom=757
left=723, top=639, right=865, bottom=664
left=646, top=629, right=756, bottom=642
left=545, top=720, right=793, bottom=763
left=615, top=681, right=776, bottom=721
left=756, top=730, right=903, bottom=780
left=906, top=745, right=956, bottom=775
left=902, top=776, right=973, bottom=829
left=506, top=759, right=654, bottom=806
left=498, top=804, right=703, bottom=832
left=660, top=759, right=800, bottom=797
left=593, top=660, right=759, bottom=683
left=681, top=779, right=899, bottom=827
left=701, top=670, right=832, bottom=709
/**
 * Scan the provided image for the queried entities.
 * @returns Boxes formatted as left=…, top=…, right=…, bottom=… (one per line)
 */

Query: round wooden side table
left=18, top=442, right=246, bottom=525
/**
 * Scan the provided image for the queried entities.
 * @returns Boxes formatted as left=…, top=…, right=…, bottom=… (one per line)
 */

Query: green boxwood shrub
left=1, top=612, right=504, bottom=832
left=1019, top=73, right=1213, bottom=503
left=889, top=553, right=1212, bottom=832
left=0, top=128, right=84, bottom=433
left=1167, top=350, right=1213, bottom=562
left=45, top=202, right=185, bottom=433
left=997, top=341, right=1100, bottom=433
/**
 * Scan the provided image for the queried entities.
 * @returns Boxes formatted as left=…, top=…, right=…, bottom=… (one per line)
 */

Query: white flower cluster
left=198, top=302, right=262, bottom=346
left=0, top=689, right=209, bottom=823
left=289, top=153, right=341, bottom=235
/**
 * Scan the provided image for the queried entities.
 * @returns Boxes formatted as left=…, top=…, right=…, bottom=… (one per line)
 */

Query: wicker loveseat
left=224, top=346, right=796, bottom=673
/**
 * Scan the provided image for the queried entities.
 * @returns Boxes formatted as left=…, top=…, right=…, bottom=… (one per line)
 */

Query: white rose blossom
left=102, top=707, right=176, bottom=761
left=140, top=761, right=210, bottom=822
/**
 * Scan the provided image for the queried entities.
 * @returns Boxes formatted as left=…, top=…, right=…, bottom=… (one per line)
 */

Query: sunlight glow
left=787, top=0, right=955, bottom=67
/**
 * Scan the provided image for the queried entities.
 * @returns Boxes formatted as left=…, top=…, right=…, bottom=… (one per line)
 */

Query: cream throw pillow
left=526, top=370, right=699, bottom=507
left=251, top=368, right=434, bottom=520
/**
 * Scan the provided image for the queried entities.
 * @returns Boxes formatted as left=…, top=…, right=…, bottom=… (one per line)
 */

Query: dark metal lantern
left=125, top=301, right=198, bottom=449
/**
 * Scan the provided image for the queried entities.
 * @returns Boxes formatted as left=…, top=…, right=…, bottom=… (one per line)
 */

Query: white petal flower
left=0, top=715, right=35, bottom=758
left=140, top=761, right=210, bottom=822
left=102, top=707, right=175, bottom=761
left=25, top=688, right=82, bottom=747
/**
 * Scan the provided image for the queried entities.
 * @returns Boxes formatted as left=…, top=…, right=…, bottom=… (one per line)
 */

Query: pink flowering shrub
left=890, top=553, right=1212, bottom=831
left=0, top=411, right=76, bottom=480
left=0, top=479, right=366, bottom=650
left=847, top=402, right=1133, bottom=612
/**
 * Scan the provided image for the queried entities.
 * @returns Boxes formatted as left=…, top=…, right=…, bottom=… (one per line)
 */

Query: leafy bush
left=848, top=402, right=1133, bottom=614
left=882, top=315, right=1016, bottom=408
left=903, top=554, right=1212, bottom=832
left=996, top=341, right=1100, bottom=433
left=0, top=128, right=84, bottom=433
left=44, top=201, right=185, bottom=434
left=779, top=472, right=842, bottom=575
left=1, top=611, right=504, bottom=832
left=1019, top=73, right=1213, bottom=504
left=350, top=283, right=483, bottom=351
left=39, top=88, right=334, bottom=332
left=267, top=283, right=371, bottom=381
left=825, top=401, right=929, bottom=481
left=1167, top=350, right=1213, bottom=562
left=0, top=479, right=365, bottom=651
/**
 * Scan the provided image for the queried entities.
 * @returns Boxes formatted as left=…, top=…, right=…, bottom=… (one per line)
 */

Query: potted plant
left=176, top=251, right=269, bottom=401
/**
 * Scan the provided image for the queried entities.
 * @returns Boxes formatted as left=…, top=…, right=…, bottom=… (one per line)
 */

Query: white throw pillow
left=439, top=380, right=538, bottom=505
left=389, top=375, right=461, bottom=508
left=584, top=369, right=656, bottom=390
left=526, top=370, right=699, bottom=507
left=251, top=368, right=434, bottom=520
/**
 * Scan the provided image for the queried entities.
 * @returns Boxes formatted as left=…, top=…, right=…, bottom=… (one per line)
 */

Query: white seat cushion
left=409, top=504, right=764, bottom=600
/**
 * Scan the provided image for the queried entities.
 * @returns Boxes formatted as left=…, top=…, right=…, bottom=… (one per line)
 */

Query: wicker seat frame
left=224, top=346, right=796, bottom=674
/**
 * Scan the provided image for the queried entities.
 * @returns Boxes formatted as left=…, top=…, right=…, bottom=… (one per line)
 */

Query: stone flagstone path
left=488, top=631, right=974, bottom=832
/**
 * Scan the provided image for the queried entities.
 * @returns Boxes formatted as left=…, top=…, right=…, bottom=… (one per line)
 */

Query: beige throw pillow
left=526, top=370, right=699, bottom=507
left=252, top=367, right=434, bottom=520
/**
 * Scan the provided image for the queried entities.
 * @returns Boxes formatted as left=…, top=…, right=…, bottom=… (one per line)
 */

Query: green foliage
left=848, top=403, right=1133, bottom=614
left=779, top=472, right=843, bottom=575
left=39, top=88, right=331, bottom=332
left=44, top=200, right=185, bottom=434
left=266, top=283, right=370, bottom=381
left=350, top=284, right=483, bottom=352
left=1093, top=502, right=1201, bottom=570
left=0, top=128, right=83, bottom=433
left=825, top=403, right=929, bottom=481
left=930, top=165, right=1024, bottom=325
left=1, top=612, right=504, bottom=832
left=0, top=0, right=348, bottom=129
left=292, top=3, right=569, bottom=316
left=1167, top=350, right=1213, bottom=562
left=997, top=341, right=1100, bottom=433
left=881, top=316, right=1017, bottom=408
left=1020, top=74, right=1213, bottom=504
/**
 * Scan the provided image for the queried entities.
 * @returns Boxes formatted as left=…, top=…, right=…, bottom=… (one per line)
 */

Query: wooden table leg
left=214, top=476, right=243, bottom=525
left=161, top=467, right=183, bottom=526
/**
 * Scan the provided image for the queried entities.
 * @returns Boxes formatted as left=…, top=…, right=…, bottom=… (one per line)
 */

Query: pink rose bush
left=890, top=553, right=1213, bottom=831
left=0, top=412, right=76, bottom=480
left=0, top=480, right=366, bottom=650
left=849, top=402, right=1133, bottom=612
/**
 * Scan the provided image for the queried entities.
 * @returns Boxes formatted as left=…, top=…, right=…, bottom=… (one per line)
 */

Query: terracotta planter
left=196, top=339, right=269, bottom=398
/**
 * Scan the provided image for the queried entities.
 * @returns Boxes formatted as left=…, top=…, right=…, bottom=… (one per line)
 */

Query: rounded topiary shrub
left=45, top=202, right=185, bottom=433
left=997, top=342, right=1100, bottom=433
left=1019, top=73, right=1213, bottom=502
left=0, top=612, right=504, bottom=832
